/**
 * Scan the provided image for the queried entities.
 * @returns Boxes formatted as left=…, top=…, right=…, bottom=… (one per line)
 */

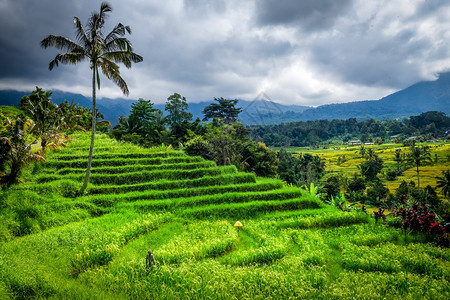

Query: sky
left=0, top=0, right=449, bottom=106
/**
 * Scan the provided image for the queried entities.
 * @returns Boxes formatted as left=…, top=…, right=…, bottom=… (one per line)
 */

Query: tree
left=128, top=99, right=160, bottom=135
left=19, top=87, right=63, bottom=154
left=58, top=100, right=92, bottom=131
left=41, top=2, right=143, bottom=194
left=277, top=148, right=296, bottom=184
left=202, top=97, right=242, bottom=125
left=436, top=169, right=450, bottom=199
left=393, top=149, right=404, bottom=174
left=0, top=117, right=45, bottom=185
left=359, top=145, right=366, bottom=159
left=165, top=93, right=192, bottom=127
left=359, top=153, right=383, bottom=182
left=243, top=142, right=278, bottom=178
left=112, top=99, right=165, bottom=146
left=405, top=145, right=432, bottom=188
left=348, top=177, right=366, bottom=195
left=395, top=180, right=411, bottom=205
left=165, top=93, right=193, bottom=145
left=323, top=175, right=341, bottom=199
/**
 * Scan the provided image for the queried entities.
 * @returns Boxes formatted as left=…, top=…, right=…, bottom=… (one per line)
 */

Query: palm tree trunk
left=417, top=164, right=420, bottom=189
left=80, top=67, right=97, bottom=194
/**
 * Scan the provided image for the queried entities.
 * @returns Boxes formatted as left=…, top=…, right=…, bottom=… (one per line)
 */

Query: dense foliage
left=250, top=111, right=450, bottom=147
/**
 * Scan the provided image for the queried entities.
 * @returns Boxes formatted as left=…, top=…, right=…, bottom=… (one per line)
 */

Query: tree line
left=250, top=111, right=450, bottom=147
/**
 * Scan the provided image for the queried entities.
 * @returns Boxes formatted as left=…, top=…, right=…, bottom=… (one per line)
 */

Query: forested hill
left=1, top=72, right=449, bottom=125
left=250, top=111, right=450, bottom=147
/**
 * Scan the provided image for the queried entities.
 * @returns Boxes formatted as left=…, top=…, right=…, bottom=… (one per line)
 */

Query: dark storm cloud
left=256, top=0, right=353, bottom=31
left=0, top=0, right=104, bottom=88
left=1, top=0, right=450, bottom=105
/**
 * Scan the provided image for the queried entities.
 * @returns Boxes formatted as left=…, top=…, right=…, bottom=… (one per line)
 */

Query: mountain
left=0, top=90, right=311, bottom=126
left=1, top=72, right=449, bottom=125
left=287, top=72, right=450, bottom=122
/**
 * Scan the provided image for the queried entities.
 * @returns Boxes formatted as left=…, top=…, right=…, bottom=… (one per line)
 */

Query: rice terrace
left=0, top=133, right=448, bottom=299
left=1, top=1, right=450, bottom=299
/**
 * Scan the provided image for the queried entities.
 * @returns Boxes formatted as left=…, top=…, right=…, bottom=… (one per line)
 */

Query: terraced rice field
left=0, top=133, right=449, bottom=299
left=282, top=143, right=450, bottom=195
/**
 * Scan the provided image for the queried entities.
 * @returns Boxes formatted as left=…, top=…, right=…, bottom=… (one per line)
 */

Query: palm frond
left=73, top=17, right=91, bottom=49
left=105, top=23, right=131, bottom=43
left=48, top=52, right=85, bottom=70
left=103, top=51, right=132, bottom=68
left=100, top=2, right=112, bottom=16
left=100, top=58, right=129, bottom=95
left=106, top=37, right=132, bottom=52
left=41, top=35, right=81, bottom=52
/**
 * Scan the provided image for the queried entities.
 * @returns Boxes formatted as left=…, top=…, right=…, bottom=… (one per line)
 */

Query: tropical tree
left=19, top=88, right=63, bottom=154
left=436, top=169, right=450, bottom=199
left=202, top=97, right=242, bottom=125
left=41, top=2, right=143, bottom=194
left=393, top=149, right=404, bottom=173
left=165, top=93, right=192, bottom=127
left=0, top=117, right=45, bottom=185
left=359, top=145, right=366, bottom=159
left=165, top=93, right=193, bottom=145
left=405, top=145, right=432, bottom=188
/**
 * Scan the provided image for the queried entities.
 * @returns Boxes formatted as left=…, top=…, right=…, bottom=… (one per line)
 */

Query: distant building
left=348, top=140, right=361, bottom=146
left=364, top=142, right=374, bottom=145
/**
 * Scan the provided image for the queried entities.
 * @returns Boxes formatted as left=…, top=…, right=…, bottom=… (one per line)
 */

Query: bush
left=184, top=137, right=214, bottom=161
left=395, top=204, right=448, bottom=247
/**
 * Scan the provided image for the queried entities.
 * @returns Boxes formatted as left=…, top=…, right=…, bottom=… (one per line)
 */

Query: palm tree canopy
left=405, top=145, right=432, bottom=167
left=436, top=169, right=450, bottom=198
left=40, top=2, right=143, bottom=95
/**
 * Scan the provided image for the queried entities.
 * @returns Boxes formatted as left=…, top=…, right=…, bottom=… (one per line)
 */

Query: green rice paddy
left=0, top=133, right=449, bottom=299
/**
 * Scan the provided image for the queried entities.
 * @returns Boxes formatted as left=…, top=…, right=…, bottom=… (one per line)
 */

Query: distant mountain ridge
left=1, top=72, right=449, bottom=125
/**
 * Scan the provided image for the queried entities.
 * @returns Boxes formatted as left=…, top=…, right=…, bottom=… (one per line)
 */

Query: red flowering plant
left=373, top=207, right=386, bottom=224
left=395, top=204, right=448, bottom=247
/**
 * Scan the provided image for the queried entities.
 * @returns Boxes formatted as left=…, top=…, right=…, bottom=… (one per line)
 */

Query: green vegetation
left=0, top=133, right=449, bottom=299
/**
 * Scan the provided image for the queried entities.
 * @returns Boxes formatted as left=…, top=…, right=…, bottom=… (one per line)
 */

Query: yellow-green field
left=277, top=142, right=450, bottom=195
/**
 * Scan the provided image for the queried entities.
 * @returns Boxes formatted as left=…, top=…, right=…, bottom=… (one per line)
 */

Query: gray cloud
left=255, top=0, right=353, bottom=31
left=0, top=0, right=449, bottom=106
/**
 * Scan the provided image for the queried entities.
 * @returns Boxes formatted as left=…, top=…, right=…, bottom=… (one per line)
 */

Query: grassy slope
left=0, top=133, right=449, bottom=299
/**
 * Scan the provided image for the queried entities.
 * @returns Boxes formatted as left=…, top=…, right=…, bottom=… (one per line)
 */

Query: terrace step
left=179, top=198, right=325, bottom=219
left=88, top=178, right=282, bottom=196
left=50, top=151, right=187, bottom=161
left=36, top=165, right=238, bottom=184
left=90, top=185, right=296, bottom=208
left=53, top=161, right=217, bottom=175
left=45, top=156, right=205, bottom=169
left=87, top=173, right=257, bottom=194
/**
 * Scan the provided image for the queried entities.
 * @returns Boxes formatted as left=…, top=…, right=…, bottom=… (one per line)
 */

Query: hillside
left=0, top=133, right=449, bottom=298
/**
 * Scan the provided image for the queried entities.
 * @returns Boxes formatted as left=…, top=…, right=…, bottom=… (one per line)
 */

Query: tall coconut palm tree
left=41, top=2, right=143, bottom=194
left=436, top=169, right=450, bottom=199
left=405, top=145, right=432, bottom=188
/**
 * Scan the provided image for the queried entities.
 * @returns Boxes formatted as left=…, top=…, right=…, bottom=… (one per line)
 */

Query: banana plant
left=327, top=193, right=359, bottom=211
left=303, top=182, right=325, bottom=199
